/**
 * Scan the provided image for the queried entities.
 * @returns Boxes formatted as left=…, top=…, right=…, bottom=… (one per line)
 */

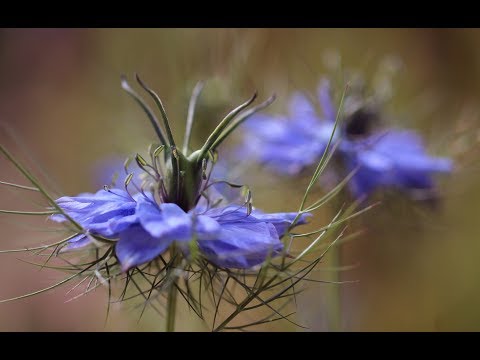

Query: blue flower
left=341, top=130, right=453, bottom=198
left=52, top=189, right=309, bottom=270
left=243, top=81, right=337, bottom=175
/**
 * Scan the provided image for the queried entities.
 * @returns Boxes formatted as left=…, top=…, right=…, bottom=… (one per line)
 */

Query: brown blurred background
left=0, top=28, right=479, bottom=331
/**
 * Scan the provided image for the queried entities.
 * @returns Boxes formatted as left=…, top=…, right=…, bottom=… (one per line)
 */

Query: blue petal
left=136, top=201, right=192, bottom=241
left=193, top=215, right=221, bottom=239
left=198, top=222, right=283, bottom=269
left=86, top=212, right=137, bottom=237
left=244, top=114, right=290, bottom=141
left=116, top=225, right=173, bottom=271
left=288, top=92, right=320, bottom=130
left=51, top=189, right=136, bottom=230
left=204, top=205, right=309, bottom=235
left=196, top=205, right=310, bottom=268
left=60, top=234, right=91, bottom=252
left=242, top=89, right=337, bottom=175
left=343, top=129, right=453, bottom=198
left=251, top=210, right=311, bottom=237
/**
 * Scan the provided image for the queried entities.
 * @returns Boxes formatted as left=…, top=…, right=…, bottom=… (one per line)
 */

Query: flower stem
left=166, top=280, right=178, bottom=332
left=166, top=248, right=180, bottom=332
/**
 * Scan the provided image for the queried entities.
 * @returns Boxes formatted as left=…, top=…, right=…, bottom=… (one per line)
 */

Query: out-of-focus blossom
left=242, top=78, right=453, bottom=200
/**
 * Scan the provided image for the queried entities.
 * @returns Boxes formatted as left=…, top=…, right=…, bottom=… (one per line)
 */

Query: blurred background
left=0, top=28, right=479, bottom=331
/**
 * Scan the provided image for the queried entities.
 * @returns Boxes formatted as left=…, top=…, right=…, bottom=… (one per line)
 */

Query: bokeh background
left=0, top=28, right=479, bottom=331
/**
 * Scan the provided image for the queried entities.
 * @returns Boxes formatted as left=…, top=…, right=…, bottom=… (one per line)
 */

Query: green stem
left=166, top=248, right=180, bottom=332
left=166, top=279, right=178, bottom=332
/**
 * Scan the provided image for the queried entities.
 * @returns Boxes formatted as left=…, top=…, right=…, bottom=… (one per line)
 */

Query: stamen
left=135, top=153, right=148, bottom=167
left=135, top=153, right=160, bottom=180
left=153, top=145, right=165, bottom=158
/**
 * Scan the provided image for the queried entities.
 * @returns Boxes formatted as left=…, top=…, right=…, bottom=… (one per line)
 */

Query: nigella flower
left=242, top=77, right=453, bottom=201
left=45, top=74, right=310, bottom=272
left=51, top=187, right=309, bottom=270
left=243, top=80, right=338, bottom=175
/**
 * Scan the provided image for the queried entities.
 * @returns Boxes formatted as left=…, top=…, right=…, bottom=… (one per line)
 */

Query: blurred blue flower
left=342, top=130, right=453, bottom=198
left=242, top=79, right=453, bottom=201
left=243, top=81, right=338, bottom=175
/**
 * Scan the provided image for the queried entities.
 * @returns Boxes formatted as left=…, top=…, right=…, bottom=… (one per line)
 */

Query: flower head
left=46, top=75, right=310, bottom=272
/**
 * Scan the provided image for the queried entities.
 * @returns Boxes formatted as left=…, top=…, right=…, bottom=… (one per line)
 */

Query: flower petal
left=51, top=188, right=137, bottom=234
left=193, top=215, right=221, bottom=239
left=251, top=210, right=311, bottom=237
left=136, top=201, right=192, bottom=241
left=116, top=225, right=173, bottom=271
left=60, top=234, right=91, bottom=252
left=344, top=129, right=453, bottom=197
left=317, top=79, right=336, bottom=121
left=198, top=222, right=283, bottom=269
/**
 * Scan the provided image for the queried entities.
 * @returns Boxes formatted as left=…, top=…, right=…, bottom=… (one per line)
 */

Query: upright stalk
left=166, top=279, right=178, bottom=332
left=166, top=248, right=180, bottom=332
